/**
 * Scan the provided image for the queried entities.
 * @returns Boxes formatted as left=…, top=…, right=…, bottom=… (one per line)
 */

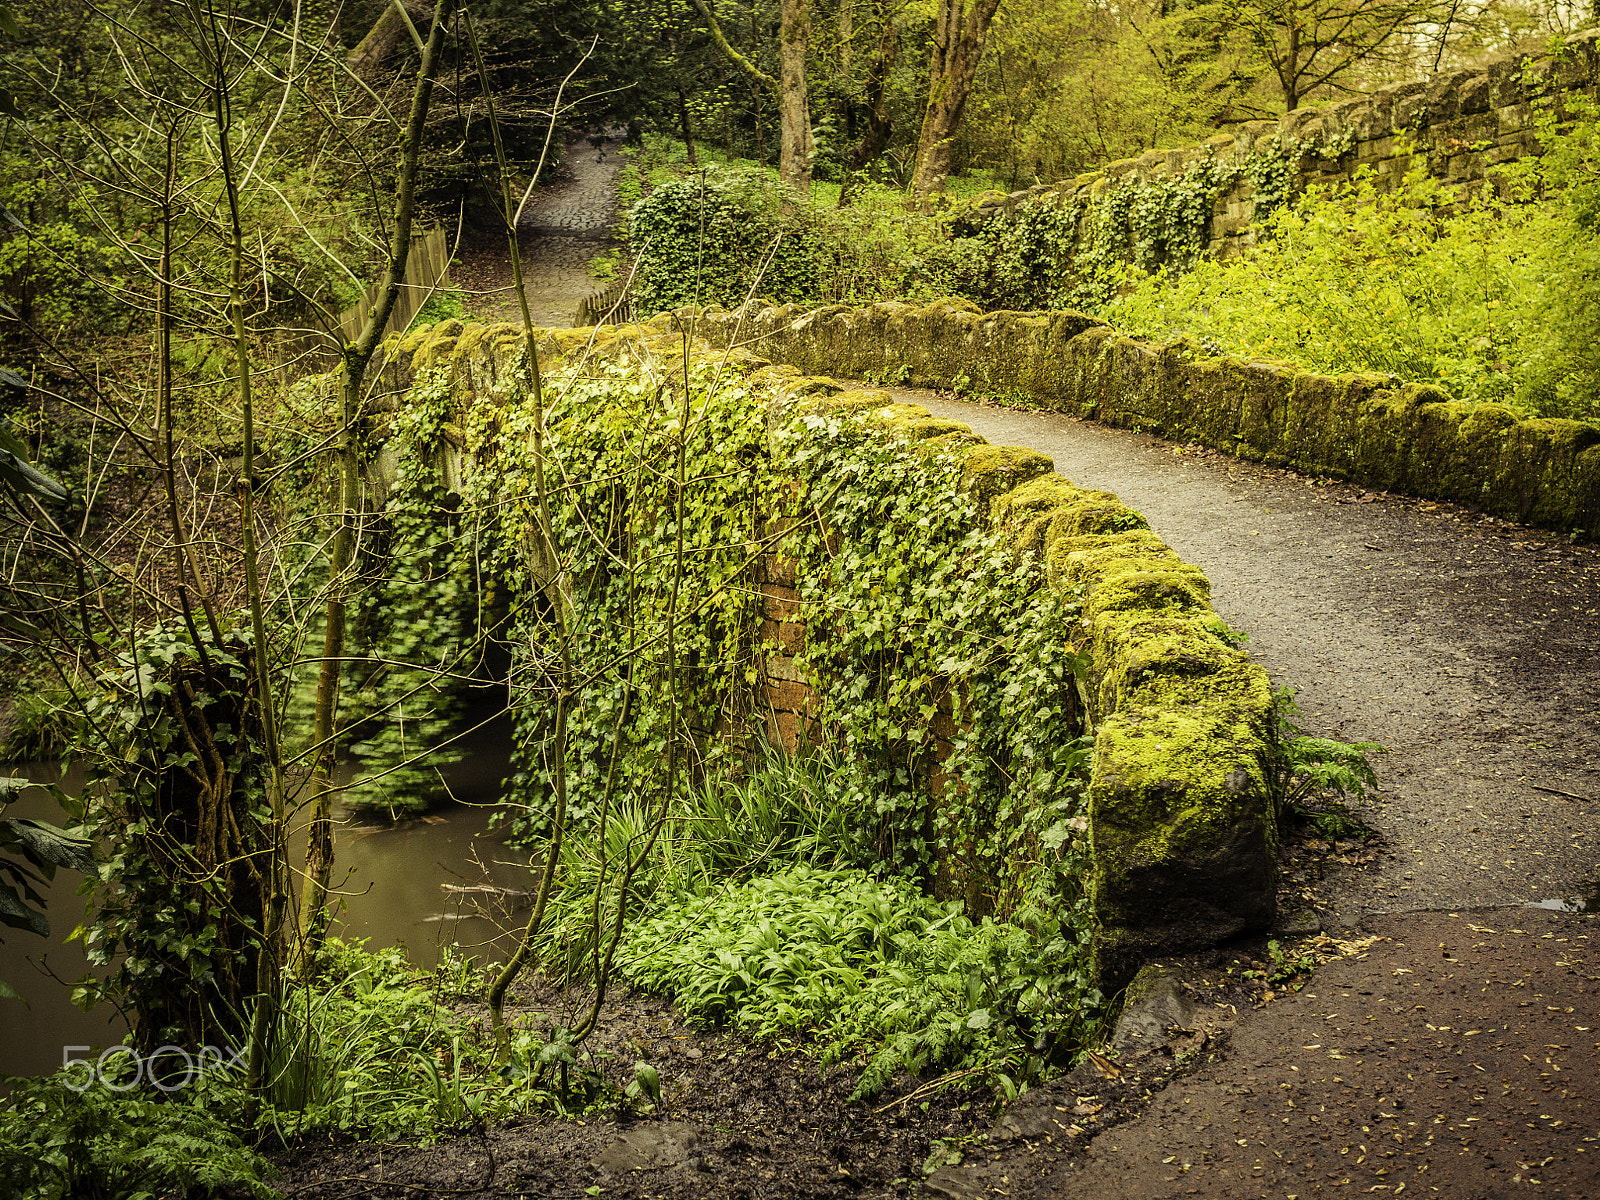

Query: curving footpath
left=454, top=129, right=625, bottom=329
left=886, top=391, right=1600, bottom=1199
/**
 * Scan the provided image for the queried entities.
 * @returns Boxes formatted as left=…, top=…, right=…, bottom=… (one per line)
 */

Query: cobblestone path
left=454, top=127, right=625, bottom=329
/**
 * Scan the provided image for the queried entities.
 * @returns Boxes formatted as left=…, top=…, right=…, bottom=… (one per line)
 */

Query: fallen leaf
left=1085, top=1050, right=1122, bottom=1079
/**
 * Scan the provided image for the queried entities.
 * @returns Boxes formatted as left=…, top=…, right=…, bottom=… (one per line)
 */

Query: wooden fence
left=273, top=229, right=452, bottom=377
left=338, top=227, right=452, bottom=346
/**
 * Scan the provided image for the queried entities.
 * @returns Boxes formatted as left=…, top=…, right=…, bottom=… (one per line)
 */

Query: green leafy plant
left=0, top=1071, right=279, bottom=1200
left=407, top=286, right=474, bottom=330
left=619, top=863, right=1098, bottom=1100
left=0, top=774, right=93, bottom=1001
left=1263, top=686, right=1384, bottom=829
left=1105, top=118, right=1600, bottom=424
left=69, top=626, right=273, bottom=1055
left=626, top=169, right=819, bottom=314
left=260, top=940, right=554, bottom=1142
left=343, top=371, right=481, bottom=817
left=780, top=404, right=1093, bottom=913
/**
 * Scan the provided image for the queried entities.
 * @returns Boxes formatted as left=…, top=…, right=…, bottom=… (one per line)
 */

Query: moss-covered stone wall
left=968, top=30, right=1600, bottom=259
left=368, top=316, right=1280, bottom=993
left=674, top=301, right=1600, bottom=538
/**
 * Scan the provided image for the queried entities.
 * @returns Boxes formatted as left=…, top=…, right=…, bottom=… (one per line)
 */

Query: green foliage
left=917, top=153, right=1230, bottom=313
left=1107, top=112, right=1600, bottom=423
left=344, top=372, right=481, bottom=817
left=1057, top=154, right=1229, bottom=309
left=1241, top=937, right=1321, bottom=992
left=440, top=351, right=1102, bottom=1095
left=70, top=625, right=269, bottom=1052
left=0, top=684, right=76, bottom=760
left=920, top=202, right=1081, bottom=311
left=260, top=941, right=553, bottom=1141
left=780, top=406, right=1093, bottom=914
left=0, top=773, right=93, bottom=1001
left=620, top=864, right=1098, bottom=1100
left=957, top=0, right=1266, bottom=186
left=467, top=357, right=773, bottom=840
left=534, top=743, right=863, bottom=978
left=0, top=175, right=123, bottom=335
left=407, top=287, right=475, bottom=331
left=1263, top=687, right=1384, bottom=828
left=0, top=1073, right=280, bottom=1200
left=1107, top=158, right=1547, bottom=406
left=626, top=170, right=820, bottom=314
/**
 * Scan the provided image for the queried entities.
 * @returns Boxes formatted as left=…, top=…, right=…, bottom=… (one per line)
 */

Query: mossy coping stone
left=680, top=299, right=1600, bottom=539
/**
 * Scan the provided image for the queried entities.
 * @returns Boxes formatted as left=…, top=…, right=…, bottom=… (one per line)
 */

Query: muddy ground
left=269, top=142, right=1599, bottom=1198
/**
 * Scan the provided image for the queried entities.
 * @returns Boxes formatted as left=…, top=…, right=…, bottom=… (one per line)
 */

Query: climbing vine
left=343, top=370, right=482, bottom=817
left=71, top=625, right=271, bottom=1057
left=778, top=405, right=1094, bottom=923
left=1063, top=152, right=1229, bottom=308
left=463, top=356, right=774, bottom=839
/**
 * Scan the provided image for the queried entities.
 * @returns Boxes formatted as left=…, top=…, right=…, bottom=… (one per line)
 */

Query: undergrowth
left=620, top=863, right=1096, bottom=1101
left=1108, top=101, right=1600, bottom=424
left=260, top=941, right=563, bottom=1142
left=0, top=1075, right=279, bottom=1200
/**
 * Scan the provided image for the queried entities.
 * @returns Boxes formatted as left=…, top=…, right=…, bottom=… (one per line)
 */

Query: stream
left=0, top=718, right=529, bottom=1079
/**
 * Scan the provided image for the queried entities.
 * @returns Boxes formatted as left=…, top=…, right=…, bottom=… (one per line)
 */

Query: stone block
left=1459, top=74, right=1493, bottom=115
left=761, top=586, right=799, bottom=622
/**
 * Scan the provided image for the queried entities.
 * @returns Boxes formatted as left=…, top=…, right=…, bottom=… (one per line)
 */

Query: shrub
left=0, top=1074, right=279, bottom=1200
left=619, top=863, right=1099, bottom=1100
left=1106, top=117, right=1600, bottom=424
left=626, top=169, right=819, bottom=314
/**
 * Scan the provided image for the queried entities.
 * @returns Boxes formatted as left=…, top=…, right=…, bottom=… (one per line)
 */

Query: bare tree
left=1232, top=0, right=1448, bottom=111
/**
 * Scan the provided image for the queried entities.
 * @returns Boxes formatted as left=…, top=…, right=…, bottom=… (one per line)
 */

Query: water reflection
left=1, top=719, right=528, bottom=1079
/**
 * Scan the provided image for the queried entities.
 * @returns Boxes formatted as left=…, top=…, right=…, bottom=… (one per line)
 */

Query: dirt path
left=453, top=128, right=625, bottom=328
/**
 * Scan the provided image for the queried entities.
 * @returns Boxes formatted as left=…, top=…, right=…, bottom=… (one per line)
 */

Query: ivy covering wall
left=355, top=316, right=1281, bottom=992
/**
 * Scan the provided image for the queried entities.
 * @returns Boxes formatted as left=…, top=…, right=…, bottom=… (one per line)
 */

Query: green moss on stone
left=959, top=444, right=1055, bottom=506
left=1087, top=612, right=1245, bottom=714
left=1088, top=705, right=1268, bottom=867
left=1083, top=565, right=1211, bottom=621
left=1044, top=528, right=1180, bottom=590
left=903, top=417, right=977, bottom=442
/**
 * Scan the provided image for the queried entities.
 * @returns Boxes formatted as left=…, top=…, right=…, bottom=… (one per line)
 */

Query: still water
left=0, top=721, right=529, bottom=1078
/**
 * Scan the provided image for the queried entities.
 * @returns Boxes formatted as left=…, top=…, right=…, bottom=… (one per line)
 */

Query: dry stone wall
left=966, top=29, right=1600, bottom=259
left=676, top=301, right=1600, bottom=537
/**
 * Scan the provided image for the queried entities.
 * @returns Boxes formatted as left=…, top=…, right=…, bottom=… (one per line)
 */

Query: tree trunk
left=910, top=0, right=1002, bottom=198
left=1282, top=21, right=1302, bottom=112
left=667, top=28, right=698, bottom=166
left=689, top=0, right=811, bottom=192
left=349, top=0, right=429, bottom=76
left=841, top=0, right=899, bottom=204
left=778, top=0, right=812, bottom=194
